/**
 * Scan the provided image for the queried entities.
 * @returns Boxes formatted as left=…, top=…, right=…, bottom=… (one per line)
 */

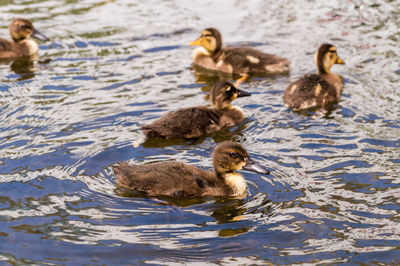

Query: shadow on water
left=0, top=56, right=52, bottom=81
left=1, top=57, right=36, bottom=80
left=115, top=186, right=273, bottom=237
left=141, top=136, right=206, bottom=148
left=287, top=102, right=340, bottom=118
left=141, top=122, right=248, bottom=148
left=191, top=65, right=242, bottom=85
left=191, top=64, right=290, bottom=87
left=116, top=187, right=209, bottom=207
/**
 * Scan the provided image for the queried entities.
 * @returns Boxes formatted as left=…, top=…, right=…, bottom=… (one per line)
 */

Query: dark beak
left=243, top=158, right=270, bottom=175
left=32, top=28, right=49, bottom=41
left=236, top=88, right=251, bottom=98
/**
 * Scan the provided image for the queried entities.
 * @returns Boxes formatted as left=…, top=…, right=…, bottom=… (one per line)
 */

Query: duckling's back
left=0, top=38, right=20, bottom=59
left=142, top=106, right=221, bottom=139
left=221, top=47, right=290, bottom=74
left=0, top=38, right=12, bottom=51
left=283, top=74, right=338, bottom=110
left=113, top=161, right=229, bottom=196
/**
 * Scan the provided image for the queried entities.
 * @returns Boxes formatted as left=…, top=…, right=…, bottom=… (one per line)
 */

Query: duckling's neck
left=20, top=39, right=39, bottom=55
left=221, top=105, right=245, bottom=117
left=221, top=172, right=247, bottom=197
left=229, top=105, right=244, bottom=115
left=218, top=104, right=242, bottom=112
left=317, top=64, right=330, bottom=75
left=321, top=72, right=343, bottom=98
left=192, top=46, right=222, bottom=61
left=215, top=105, right=245, bottom=126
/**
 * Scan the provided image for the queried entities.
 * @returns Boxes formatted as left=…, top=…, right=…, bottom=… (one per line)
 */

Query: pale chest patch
left=321, top=73, right=343, bottom=98
left=224, top=172, right=247, bottom=197
left=21, top=39, right=39, bottom=55
left=246, top=55, right=260, bottom=64
left=289, top=84, right=298, bottom=95
left=314, top=84, right=322, bottom=96
left=230, top=106, right=245, bottom=116
left=192, top=46, right=210, bottom=60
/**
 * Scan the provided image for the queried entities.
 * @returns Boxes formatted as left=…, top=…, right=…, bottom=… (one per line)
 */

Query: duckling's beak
left=335, top=56, right=345, bottom=64
left=189, top=37, right=202, bottom=46
left=32, top=28, right=49, bottom=41
left=236, top=88, right=252, bottom=98
left=243, top=158, right=270, bottom=175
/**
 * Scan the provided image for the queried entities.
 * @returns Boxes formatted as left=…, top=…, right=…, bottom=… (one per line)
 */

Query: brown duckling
left=283, top=43, right=345, bottom=111
left=189, top=28, right=290, bottom=75
left=0, top=18, right=49, bottom=59
left=113, top=141, right=270, bottom=197
left=142, top=81, right=251, bottom=139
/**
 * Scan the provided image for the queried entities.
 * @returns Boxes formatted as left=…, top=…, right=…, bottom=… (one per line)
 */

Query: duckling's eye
left=20, top=24, right=29, bottom=29
left=229, top=152, right=240, bottom=159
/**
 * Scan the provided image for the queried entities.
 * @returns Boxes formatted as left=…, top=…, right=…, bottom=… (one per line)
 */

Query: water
left=0, top=0, right=399, bottom=264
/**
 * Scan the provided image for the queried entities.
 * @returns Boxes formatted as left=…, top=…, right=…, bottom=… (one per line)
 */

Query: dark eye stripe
left=229, top=152, right=239, bottom=158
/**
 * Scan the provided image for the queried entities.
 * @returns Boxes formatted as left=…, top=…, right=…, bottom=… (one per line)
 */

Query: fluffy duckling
left=113, top=141, right=270, bottom=197
left=283, top=43, right=345, bottom=111
left=0, top=18, right=49, bottom=59
left=142, top=81, right=251, bottom=139
left=189, top=28, right=290, bottom=75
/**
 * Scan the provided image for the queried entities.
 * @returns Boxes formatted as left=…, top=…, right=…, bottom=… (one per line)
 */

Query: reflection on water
left=0, top=0, right=399, bottom=264
left=0, top=55, right=43, bottom=81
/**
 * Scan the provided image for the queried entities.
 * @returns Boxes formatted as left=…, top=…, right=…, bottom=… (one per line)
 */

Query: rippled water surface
left=0, top=0, right=399, bottom=264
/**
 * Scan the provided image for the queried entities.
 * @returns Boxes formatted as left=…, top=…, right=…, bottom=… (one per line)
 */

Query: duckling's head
left=189, top=28, right=222, bottom=55
left=314, top=43, right=345, bottom=74
left=9, top=18, right=49, bottom=42
left=212, top=141, right=269, bottom=175
left=210, top=81, right=251, bottom=110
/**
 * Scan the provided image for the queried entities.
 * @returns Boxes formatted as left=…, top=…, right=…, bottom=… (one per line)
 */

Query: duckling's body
left=142, top=81, right=250, bottom=139
left=0, top=18, right=48, bottom=59
left=283, top=43, right=345, bottom=111
left=114, top=161, right=233, bottom=196
left=190, top=28, right=290, bottom=75
left=113, top=141, right=269, bottom=197
left=0, top=38, right=35, bottom=59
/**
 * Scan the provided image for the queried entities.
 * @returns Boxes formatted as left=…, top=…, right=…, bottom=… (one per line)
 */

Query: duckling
left=142, top=81, right=251, bottom=139
left=113, top=141, right=270, bottom=197
left=0, top=18, right=49, bottom=59
left=189, top=28, right=290, bottom=75
left=283, top=43, right=345, bottom=111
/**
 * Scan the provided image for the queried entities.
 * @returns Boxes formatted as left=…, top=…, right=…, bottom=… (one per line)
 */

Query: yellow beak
left=189, top=37, right=202, bottom=46
left=336, top=56, right=345, bottom=64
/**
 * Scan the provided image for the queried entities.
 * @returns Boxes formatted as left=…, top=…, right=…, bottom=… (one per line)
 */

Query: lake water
left=0, top=0, right=399, bottom=264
